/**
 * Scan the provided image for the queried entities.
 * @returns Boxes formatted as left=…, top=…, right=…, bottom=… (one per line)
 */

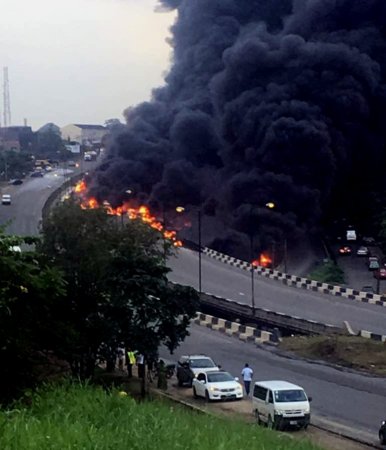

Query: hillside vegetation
left=0, top=383, right=322, bottom=450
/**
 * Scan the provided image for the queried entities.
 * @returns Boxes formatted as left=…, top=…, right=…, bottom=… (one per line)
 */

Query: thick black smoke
left=91, top=0, right=386, bottom=259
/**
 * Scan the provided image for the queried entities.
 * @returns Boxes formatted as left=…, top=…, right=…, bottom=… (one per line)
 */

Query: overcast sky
left=0, top=0, right=175, bottom=130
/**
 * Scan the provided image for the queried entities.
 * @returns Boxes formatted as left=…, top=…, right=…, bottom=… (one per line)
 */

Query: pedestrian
left=126, top=347, right=136, bottom=378
left=157, top=360, right=168, bottom=390
left=241, top=363, right=253, bottom=396
left=136, top=353, right=145, bottom=379
left=117, top=344, right=125, bottom=371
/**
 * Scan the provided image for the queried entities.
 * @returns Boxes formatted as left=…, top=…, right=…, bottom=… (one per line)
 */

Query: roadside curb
left=202, top=247, right=386, bottom=307
left=311, top=420, right=380, bottom=449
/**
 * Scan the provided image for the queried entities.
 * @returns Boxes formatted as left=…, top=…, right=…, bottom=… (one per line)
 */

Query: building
left=61, top=124, right=107, bottom=146
left=0, top=126, right=34, bottom=152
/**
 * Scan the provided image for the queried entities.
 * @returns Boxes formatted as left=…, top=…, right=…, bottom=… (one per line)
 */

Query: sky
left=0, top=0, right=176, bottom=130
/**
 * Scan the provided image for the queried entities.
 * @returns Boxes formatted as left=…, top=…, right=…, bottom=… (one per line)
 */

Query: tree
left=39, top=200, right=199, bottom=378
left=0, top=231, right=66, bottom=401
left=35, top=129, right=66, bottom=158
left=0, top=150, right=34, bottom=180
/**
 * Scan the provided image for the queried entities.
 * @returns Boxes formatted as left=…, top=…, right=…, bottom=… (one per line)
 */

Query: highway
left=3, top=170, right=384, bottom=337
left=168, top=247, right=386, bottom=335
left=0, top=169, right=75, bottom=236
left=2, top=166, right=385, bottom=445
left=161, top=324, right=382, bottom=445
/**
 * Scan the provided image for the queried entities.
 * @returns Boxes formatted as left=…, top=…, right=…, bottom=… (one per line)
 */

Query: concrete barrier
left=202, top=247, right=386, bottom=307
left=359, top=329, right=386, bottom=342
left=193, top=312, right=276, bottom=344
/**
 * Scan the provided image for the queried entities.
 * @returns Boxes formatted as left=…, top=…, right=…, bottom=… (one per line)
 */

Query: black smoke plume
left=90, top=0, right=386, bottom=259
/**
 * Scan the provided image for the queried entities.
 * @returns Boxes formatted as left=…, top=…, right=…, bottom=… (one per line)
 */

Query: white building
left=61, top=124, right=107, bottom=146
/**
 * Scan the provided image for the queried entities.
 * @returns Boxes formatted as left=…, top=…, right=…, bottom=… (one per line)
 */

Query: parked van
left=252, top=380, right=311, bottom=430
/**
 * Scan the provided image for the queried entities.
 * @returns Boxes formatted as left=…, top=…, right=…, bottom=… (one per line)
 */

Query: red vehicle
left=374, top=266, right=386, bottom=279
left=339, top=246, right=351, bottom=255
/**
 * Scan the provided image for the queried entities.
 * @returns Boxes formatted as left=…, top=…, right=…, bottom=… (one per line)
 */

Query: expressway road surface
left=336, top=244, right=386, bottom=293
left=0, top=169, right=75, bottom=236
left=168, top=247, right=386, bottom=336
left=0, top=161, right=98, bottom=236
left=161, top=324, right=382, bottom=446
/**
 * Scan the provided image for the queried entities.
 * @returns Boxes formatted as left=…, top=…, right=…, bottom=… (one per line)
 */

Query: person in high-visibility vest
left=126, top=348, right=136, bottom=378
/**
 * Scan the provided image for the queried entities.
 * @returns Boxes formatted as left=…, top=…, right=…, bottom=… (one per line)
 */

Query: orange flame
left=259, top=253, right=273, bottom=268
left=252, top=253, right=273, bottom=268
left=74, top=180, right=184, bottom=248
left=74, top=180, right=87, bottom=194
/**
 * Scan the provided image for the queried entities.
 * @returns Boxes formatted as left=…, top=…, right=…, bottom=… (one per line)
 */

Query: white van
left=346, top=229, right=357, bottom=241
left=252, top=380, right=311, bottom=430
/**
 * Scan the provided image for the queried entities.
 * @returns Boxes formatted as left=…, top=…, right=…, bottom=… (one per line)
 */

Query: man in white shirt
left=241, top=363, right=253, bottom=396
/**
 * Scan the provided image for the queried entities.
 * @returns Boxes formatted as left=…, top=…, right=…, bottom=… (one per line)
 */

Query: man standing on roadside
left=241, top=363, right=253, bottom=396
left=126, top=348, right=136, bottom=378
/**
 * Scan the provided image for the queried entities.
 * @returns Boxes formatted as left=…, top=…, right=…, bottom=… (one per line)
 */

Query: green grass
left=308, top=260, right=345, bottom=284
left=0, top=383, right=323, bottom=450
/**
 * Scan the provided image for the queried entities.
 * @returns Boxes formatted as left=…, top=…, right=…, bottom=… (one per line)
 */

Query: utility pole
left=3, top=67, right=11, bottom=127
left=198, top=210, right=202, bottom=294
left=250, top=233, right=255, bottom=314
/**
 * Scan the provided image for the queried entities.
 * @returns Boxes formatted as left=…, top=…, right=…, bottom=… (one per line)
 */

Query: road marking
left=239, top=292, right=245, bottom=296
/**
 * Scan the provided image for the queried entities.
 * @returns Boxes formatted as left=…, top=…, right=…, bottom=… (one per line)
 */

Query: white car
left=1, top=194, right=11, bottom=205
left=192, top=370, right=243, bottom=401
left=356, top=246, right=369, bottom=256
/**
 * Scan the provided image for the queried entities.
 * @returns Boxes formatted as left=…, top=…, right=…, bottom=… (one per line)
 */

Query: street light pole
left=162, top=206, right=167, bottom=263
left=250, top=233, right=255, bottom=314
left=4, top=152, right=8, bottom=181
left=284, top=237, right=288, bottom=273
left=198, top=209, right=202, bottom=294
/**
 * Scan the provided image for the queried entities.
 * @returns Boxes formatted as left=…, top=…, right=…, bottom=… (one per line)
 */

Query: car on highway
left=176, top=354, right=219, bottom=387
left=374, top=266, right=386, bottom=280
left=67, top=160, right=77, bottom=167
left=346, top=229, right=357, bottom=241
left=368, top=257, right=380, bottom=271
left=1, top=194, right=11, bottom=205
left=253, top=380, right=311, bottom=431
left=361, top=286, right=375, bottom=294
left=356, top=246, right=369, bottom=256
left=192, top=370, right=243, bottom=401
left=9, top=179, right=23, bottom=185
left=30, top=171, right=44, bottom=177
left=338, top=246, right=351, bottom=255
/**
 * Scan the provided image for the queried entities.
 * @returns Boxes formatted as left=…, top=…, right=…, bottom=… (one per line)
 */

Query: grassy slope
left=280, top=335, right=386, bottom=376
left=0, top=383, right=323, bottom=450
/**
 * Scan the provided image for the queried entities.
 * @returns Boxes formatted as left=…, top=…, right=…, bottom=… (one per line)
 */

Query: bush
left=308, top=260, right=345, bottom=284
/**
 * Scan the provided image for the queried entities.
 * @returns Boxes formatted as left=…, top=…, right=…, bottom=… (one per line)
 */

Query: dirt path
left=162, top=381, right=375, bottom=450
